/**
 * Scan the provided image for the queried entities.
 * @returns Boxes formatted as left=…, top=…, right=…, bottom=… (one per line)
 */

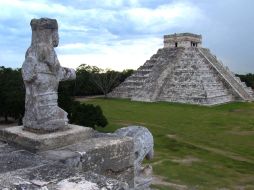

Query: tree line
left=2, top=64, right=254, bottom=127
left=236, top=73, right=254, bottom=89
left=0, top=65, right=134, bottom=128
left=73, top=64, right=134, bottom=97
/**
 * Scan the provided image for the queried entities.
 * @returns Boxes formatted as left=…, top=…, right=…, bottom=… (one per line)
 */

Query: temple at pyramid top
left=109, top=33, right=254, bottom=105
left=164, top=33, right=202, bottom=48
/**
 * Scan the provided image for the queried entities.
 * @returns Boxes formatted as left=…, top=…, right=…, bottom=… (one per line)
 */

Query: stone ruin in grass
left=0, top=18, right=154, bottom=190
left=109, top=33, right=254, bottom=105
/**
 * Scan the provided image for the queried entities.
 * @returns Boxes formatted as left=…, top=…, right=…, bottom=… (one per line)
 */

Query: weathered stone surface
left=0, top=141, right=129, bottom=190
left=109, top=33, right=254, bottom=105
left=115, top=126, right=154, bottom=189
left=164, top=33, right=202, bottom=48
left=0, top=141, right=18, bottom=154
left=40, top=136, right=135, bottom=188
left=22, top=18, right=76, bottom=132
left=0, top=125, right=94, bottom=152
left=0, top=150, right=49, bottom=174
left=0, top=161, right=129, bottom=190
left=54, top=172, right=129, bottom=190
left=0, top=126, right=155, bottom=189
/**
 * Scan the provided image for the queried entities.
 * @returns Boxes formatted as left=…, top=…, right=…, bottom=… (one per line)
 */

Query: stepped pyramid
left=109, top=33, right=254, bottom=105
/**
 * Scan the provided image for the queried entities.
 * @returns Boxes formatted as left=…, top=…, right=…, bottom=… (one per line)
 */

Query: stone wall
left=164, top=33, right=202, bottom=48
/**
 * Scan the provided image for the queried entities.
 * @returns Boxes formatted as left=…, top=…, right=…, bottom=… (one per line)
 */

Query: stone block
left=0, top=142, right=129, bottom=190
left=40, top=136, right=135, bottom=188
left=0, top=149, right=49, bottom=174
left=0, top=142, right=49, bottom=175
left=0, top=163, right=129, bottom=190
left=0, top=124, right=94, bottom=152
left=0, top=141, right=19, bottom=154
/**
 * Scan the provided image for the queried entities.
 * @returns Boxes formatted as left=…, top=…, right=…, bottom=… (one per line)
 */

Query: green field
left=84, top=98, right=254, bottom=190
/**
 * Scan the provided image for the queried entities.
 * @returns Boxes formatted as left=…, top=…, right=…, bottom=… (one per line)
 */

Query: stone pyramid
left=109, top=33, right=254, bottom=105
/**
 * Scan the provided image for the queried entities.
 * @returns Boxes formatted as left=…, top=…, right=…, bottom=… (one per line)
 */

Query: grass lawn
left=83, top=98, right=254, bottom=190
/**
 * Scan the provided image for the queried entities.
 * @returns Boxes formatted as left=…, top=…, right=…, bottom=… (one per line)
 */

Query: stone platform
left=0, top=141, right=129, bottom=189
left=40, top=136, right=135, bottom=188
left=0, top=124, right=94, bottom=152
left=0, top=127, right=135, bottom=189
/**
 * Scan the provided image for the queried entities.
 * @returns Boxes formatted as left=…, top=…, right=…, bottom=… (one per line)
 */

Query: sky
left=0, top=0, right=253, bottom=73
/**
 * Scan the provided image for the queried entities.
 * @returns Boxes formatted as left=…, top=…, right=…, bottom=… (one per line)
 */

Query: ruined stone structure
left=109, top=33, right=254, bottom=105
left=0, top=18, right=154, bottom=190
left=115, top=126, right=154, bottom=189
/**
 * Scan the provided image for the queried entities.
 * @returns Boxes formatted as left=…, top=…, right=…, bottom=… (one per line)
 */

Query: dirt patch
left=228, top=131, right=254, bottom=136
left=229, top=109, right=244, bottom=113
left=152, top=159, right=171, bottom=166
left=166, top=134, right=254, bottom=164
left=167, top=134, right=177, bottom=139
left=152, top=175, right=188, bottom=190
left=152, top=156, right=200, bottom=167
left=171, top=156, right=201, bottom=165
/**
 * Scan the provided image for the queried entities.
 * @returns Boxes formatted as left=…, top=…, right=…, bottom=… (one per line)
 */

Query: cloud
left=0, top=0, right=253, bottom=73
left=1, top=0, right=204, bottom=38
left=124, top=2, right=204, bottom=34
left=58, top=37, right=162, bottom=71
left=0, top=0, right=205, bottom=70
left=0, top=0, right=69, bottom=18
left=50, top=0, right=140, bottom=9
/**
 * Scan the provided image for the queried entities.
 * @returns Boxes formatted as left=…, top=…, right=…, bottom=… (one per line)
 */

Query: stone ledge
left=40, top=136, right=135, bottom=188
left=0, top=124, right=94, bottom=152
left=0, top=137, right=133, bottom=190
left=0, top=162, right=129, bottom=190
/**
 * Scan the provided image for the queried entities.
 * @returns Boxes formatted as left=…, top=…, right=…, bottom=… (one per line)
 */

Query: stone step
left=159, top=94, right=234, bottom=105
left=128, top=76, right=148, bottom=80
left=198, top=48, right=253, bottom=100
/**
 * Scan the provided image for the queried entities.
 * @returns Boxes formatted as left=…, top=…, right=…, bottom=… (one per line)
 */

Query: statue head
left=30, top=18, right=59, bottom=47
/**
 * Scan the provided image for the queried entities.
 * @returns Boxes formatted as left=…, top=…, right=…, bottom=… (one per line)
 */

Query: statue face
left=52, top=29, right=59, bottom=47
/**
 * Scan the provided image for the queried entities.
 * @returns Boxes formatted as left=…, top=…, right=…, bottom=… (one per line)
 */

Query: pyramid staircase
left=199, top=48, right=253, bottom=101
left=109, top=53, right=159, bottom=98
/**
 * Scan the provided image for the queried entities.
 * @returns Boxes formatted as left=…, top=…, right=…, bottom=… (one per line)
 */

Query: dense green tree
left=58, top=80, right=108, bottom=129
left=118, top=69, right=134, bottom=83
left=91, top=69, right=120, bottom=97
left=58, top=80, right=75, bottom=119
left=70, top=101, right=108, bottom=129
left=74, top=64, right=102, bottom=96
left=0, top=67, right=25, bottom=122
left=0, top=64, right=133, bottom=125
left=74, top=64, right=134, bottom=97
left=237, top=73, right=254, bottom=89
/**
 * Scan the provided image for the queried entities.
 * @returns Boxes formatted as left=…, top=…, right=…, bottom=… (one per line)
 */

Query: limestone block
left=0, top=141, right=18, bottom=154
left=0, top=150, right=50, bottom=174
left=40, top=136, right=135, bottom=188
left=0, top=163, right=129, bottom=190
left=114, top=126, right=154, bottom=190
left=0, top=142, right=129, bottom=190
left=0, top=125, right=94, bottom=152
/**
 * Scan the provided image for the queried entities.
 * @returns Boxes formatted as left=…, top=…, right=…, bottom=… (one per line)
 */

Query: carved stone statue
left=22, top=18, right=76, bottom=132
left=115, top=126, right=154, bottom=189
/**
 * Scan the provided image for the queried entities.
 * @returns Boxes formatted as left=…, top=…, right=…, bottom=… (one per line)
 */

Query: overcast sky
left=0, top=0, right=253, bottom=73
